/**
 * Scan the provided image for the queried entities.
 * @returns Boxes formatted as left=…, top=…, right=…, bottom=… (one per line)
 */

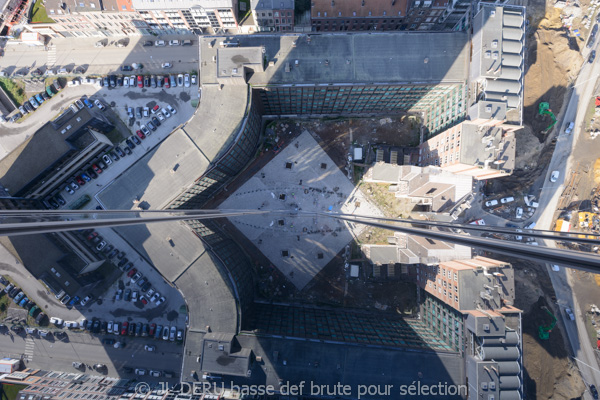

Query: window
left=274, top=11, right=279, bottom=16
left=454, top=273, right=457, bottom=281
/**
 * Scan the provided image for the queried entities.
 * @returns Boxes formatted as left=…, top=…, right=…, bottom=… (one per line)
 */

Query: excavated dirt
left=510, top=258, right=586, bottom=400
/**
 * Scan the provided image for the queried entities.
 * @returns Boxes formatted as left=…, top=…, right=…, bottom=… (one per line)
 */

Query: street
left=1, top=35, right=199, bottom=77
left=0, top=328, right=182, bottom=381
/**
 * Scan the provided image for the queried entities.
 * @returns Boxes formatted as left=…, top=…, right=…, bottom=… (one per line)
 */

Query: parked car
left=86, top=168, right=97, bottom=179
left=121, top=321, right=129, bottom=335
left=127, top=268, right=137, bottom=278
left=135, top=369, right=147, bottom=376
left=515, top=207, right=523, bottom=219
left=115, top=147, right=126, bottom=158
left=162, top=326, right=169, bottom=340
left=550, top=170, right=560, bottom=182
left=191, top=75, right=197, bottom=85
left=177, top=74, right=184, bottom=87
left=565, top=121, right=574, bottom=134
left=170, top=74, right=177, bottom=87
left=137, top=277, right=148, bottom=287
left=168, top=40, right=180, bottom=46
left=136, top=130, right=146, bottom=140
left=50, top=317, right=64, bottom=326
left=80, top=295, right=92, bottom=306
left=141, top=125, right=151, bottom=135
left=131, top=135, right=141, bottom=145
left=137, top=75, right=143, bottom=88
left=121, top=65, right=133, bottom=72
left=125, top=139, right=135, bottom=149
left=156, top=296, right=165, bottom=306
left=65, top=186, right=75, bottom=195
left=94, top=99, right=105, bottom=110
left=500, top=197, right=514, bottom=204
left=565, top=307, right=575, bottom=321
left=124, top=289, right=132, bottom=302
left=167, top=104, right=176, bottom=115
left=151, top=116, right=161, bottom=127
left=484, top=199, right=498, bottom=207
left=155, top=40, right=166, bottom=47
left=131, top=272, right=142, bottom=283
left=169, top=326, right=176, bottom=341
left=184, top=74, right=190, bottom=87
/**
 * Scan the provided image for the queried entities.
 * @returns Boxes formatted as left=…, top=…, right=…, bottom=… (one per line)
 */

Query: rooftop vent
left=279, top=194, right=286, bottom=200
left=218, top=345, right=224, bottom=351
left=490, top=10, right=496, bottom=17
left=486, top=105, right=492, bottom=112
left=492, top=52, right=498, bottom=59
left=424, top=57, right=429, bottom=63
left=285, top=162, right=293, bottom=169
left=281, top=250, right=289, bottom=257
left=492, top=40, right=498, bottom=48
left=321, top=163, right=327, bottom=169
left=483, top=323, right=490, bottom=332
left=485, top=50, right=491, bottom=58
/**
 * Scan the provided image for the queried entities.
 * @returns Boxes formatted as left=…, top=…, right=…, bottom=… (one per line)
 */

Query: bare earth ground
left=506, top=257, right=585, bottom=400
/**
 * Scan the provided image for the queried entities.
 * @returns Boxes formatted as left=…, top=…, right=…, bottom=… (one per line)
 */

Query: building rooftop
left=131, top=0, right=233, bottom=11
left=364, top=163, right=473, bottom=211
left=219, top=130, right=384, bottom=290
left=97, top=130, right=210, bottom=210
left=311, top=0, right=409, bottom=19
left=201, top=32, right=469, bottom=86
left=459, top=122, right=516, bottom=175
left=200, top=333, right=252, bottom=377
left=471, top=4, right=525, bottom=113
left=45, top=0, right=102, bottom=14
left=251, top=0, right=293, bottom=10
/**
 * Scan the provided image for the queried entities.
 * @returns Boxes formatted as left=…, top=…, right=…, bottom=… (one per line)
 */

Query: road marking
left=47, top=45, right=57, bottom=67
left=24, top=338, right=34, bottom=361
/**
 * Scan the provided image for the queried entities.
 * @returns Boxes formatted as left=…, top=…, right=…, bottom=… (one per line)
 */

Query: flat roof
left=459, top=122, right=516, bottom=174
left=219, top=131, right=384, bottom=290
left=97, top=130, right=210, bottom=210
left=173, top=250, right=239, bottom=332
left=115, top=220, right=206, bottom=282
left=131, top=0, right=233, bottom=11
left=179, top=85, right=249, bottom=162
left=201, top=32, right=470, bottom=86
left=311, top=0, right=409, bottom=18
left=207, top=334, right=464, bottom=396
left=201, top=333, right=252, bottom=377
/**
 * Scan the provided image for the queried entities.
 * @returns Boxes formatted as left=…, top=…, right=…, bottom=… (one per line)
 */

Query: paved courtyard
left=220, top=131, right=383, bottom=289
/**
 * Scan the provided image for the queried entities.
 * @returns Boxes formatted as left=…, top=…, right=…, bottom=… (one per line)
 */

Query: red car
left=149, top=323, right=156, bottom=336
left=140, top=295, right=148, bottom=305
left=75, top=176, right=86, bottom=186
left=87, top=231, right=98, bottom=241
left=136, top=130, right=145, bottom=139
left=92, top=164, right=102, bottom=174
left=121, top=321, right=128, bottom=335
left=164, top=77, right=170, bottom=88
left=127, top=268, right=137, bottom=278
left=137, top=75, right=143, bottom=88
left=151, top=105, right=160, bottom=114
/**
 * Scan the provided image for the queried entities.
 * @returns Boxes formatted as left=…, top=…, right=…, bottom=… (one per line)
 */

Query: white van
left=500, top=197, right=515, bottom=204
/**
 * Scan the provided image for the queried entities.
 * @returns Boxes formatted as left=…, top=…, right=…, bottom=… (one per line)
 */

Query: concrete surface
left=220, top=130, right=384, bottom=289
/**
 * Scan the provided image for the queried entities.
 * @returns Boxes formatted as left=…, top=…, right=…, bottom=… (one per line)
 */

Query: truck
left=0, top=358, right=21, bottom=373
left=555, top=219, right=570, bottom=232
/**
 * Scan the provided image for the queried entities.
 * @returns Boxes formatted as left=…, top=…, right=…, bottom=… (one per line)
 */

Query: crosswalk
left=47, top=44, right=56, bottom=67
left=24, top=338, right=34, bottom=361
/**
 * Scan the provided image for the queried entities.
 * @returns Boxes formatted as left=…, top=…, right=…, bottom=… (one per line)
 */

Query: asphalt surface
left=0, top=328, right=182, bottom=381
left=1, top=35, right=199, bottom=77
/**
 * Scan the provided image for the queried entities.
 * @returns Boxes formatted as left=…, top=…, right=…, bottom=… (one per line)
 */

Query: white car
left=168, top=40, right=180, bottom=46
left=144, top=345, right=156, bottom=352
left=132, top=291, right=138, bottom=302
left=565, top=308, right=575, bottom=321
left=154, top=40, right=166, bottom=47
left=50, top=317, right=64, bottom=326
left=565, top=121, right=574, bottom=134
left=500, top=197, right=515, bottom=204
left=96, top=241, right=107, bottom=251
left=191, top=75, right=197, bottom=85
left=69, top=181, right=79, bottom=190
left=65, top=321, right=79, bottom=329
left=157, top=113, right=165, bottom=122
left=551, top=265, right=560, bottom=271
left=94, top=100, right=105, bottom=110
left=129, top=76, right=135, bottom=86
left=161, top=108, right=171, bottom=118
left=167, top=105, right=176, bottom=115
left=184, top=74, right=190, bottom=88
left=135, top=369, right=147, bottom=376
left=156, top=296, right=165, bottom=306
left=485, top=199, right=498, bottom=207
left=102, top=154, right=112, bottom=165
left=550, top=170, right=559, bottom=182
left=515, top=207, right=523, bottom=219
left=65, top=186, right=75, bottom=195
left=107, top=321, right=114, bottom=333
left=147, top=288, right=155, bottom=297
left=150, top=292, right=160, bottom=303
left=131, top=272, right=142, bottom=283
left=80, top=295, right=92, bottom=306
left=150, top=370, right=161, bottom=377
left=161, top=62, right=173, bottom=69
left=524, top=221, right=536, bottom=230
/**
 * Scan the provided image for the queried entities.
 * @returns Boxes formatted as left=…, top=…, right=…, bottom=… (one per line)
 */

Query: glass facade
left=257, top=83, right=466, bottom=135
left=422, top=291, right=464, bottom=354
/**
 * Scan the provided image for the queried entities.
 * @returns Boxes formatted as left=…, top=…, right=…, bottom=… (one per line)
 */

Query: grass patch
left=238, top=0, right=251, bottom=21
left=104, top=128, right=126, bottom=144
left=0, top=78, right=26, bottom=105
left=0, top=292, right=10, bottom=319
left=3, top=383, right=27, bottom=400
left=30, top=0, right=55, bottom=23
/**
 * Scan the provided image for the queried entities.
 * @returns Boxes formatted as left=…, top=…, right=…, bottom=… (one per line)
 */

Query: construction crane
left=538, top=306, right=558, bottom=340
left=539, top=102, right=558, bottom=134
